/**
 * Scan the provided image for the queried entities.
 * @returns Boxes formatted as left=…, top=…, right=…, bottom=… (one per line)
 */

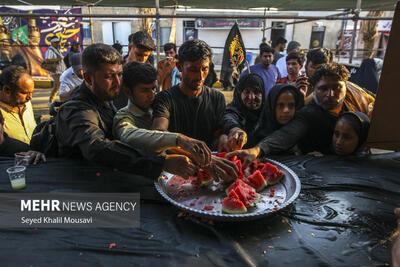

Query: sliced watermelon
left=256, top=163, right=265, bottom=171
left=260, top=163, right=284, bottom=185
left=234, top=185, right=260, bottom=207
left=217, top=152, right=237, bottom=162
left=244, top=170, right=267, bottom=192
left=197, top=167, right=213, bottom=186
left=225, top=179, right=255, bottom=195
left=222, top=190, right=247, bottom=214
left=245, top=162, right=265, bottom=177
left=234, top=159, right=244, bottom=179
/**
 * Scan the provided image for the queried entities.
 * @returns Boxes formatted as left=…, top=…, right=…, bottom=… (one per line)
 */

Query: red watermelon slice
left=217, top=152, right=237, bottom=162
left=256, top=163, right=265, bottom=171
left=222, top=190, right=247, bottom=214
left=234, top=159, right=244, bottom=179
left=244, top=170, right=267, bottom=192
left=245, top=162, right=265, bottom=177
left=197, top=167, right=213, bottom=186
left=234, top=185, right=260, bottom=207
left=260, top=163, right=284, bottom=185
left=225, top=179, right=255, bottom=195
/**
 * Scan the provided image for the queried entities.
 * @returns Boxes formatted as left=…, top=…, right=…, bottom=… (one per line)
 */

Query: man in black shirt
left=56, top=44, right=197, bottom=179
left=152, top=39, right=225, bottom=149
left=152, top=40, right=238, bottom=181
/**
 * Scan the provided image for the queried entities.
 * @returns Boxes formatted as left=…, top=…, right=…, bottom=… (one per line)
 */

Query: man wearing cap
left=59, top=53, right=84, bottom=102
left=44, top=36, right=66, bottom=104
left=64, top=40, right=81, bottom=68
left=127, top=31, right=155, bottom=64
left=114, top=31, right=156, bottom=109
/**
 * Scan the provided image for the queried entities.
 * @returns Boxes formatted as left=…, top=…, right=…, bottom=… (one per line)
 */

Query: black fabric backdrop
left=0, top=153, right=399, bottom=266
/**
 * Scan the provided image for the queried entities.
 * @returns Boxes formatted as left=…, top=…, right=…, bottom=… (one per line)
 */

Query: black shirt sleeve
left=222, top=105, right=243, bottom=135
left=57, top=104, right=165, bottom=179
left=152, top=90, right=171, bottom=120
left=257, top=113, right=309, bottom=155
left=215, top=91, right=226, bottom=132
left=0, top=133, right=30, bottom=157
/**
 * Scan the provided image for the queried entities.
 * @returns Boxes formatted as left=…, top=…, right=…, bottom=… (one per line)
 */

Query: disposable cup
left=14, top=153, right=30, bottom=166
left=6, top=166, right=26, bottom=190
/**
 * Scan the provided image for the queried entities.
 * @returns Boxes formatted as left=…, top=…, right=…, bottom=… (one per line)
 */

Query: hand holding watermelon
left=202, top=155, right=239, bottom=182
left=163, top=154, right=197, bottom=179
left=228, top=127, right=248, bottom=151
left=226, top=146, right=262, bottom=169
left=218, top=134, right=230, bottom=153
left=176, top=134, right=212, bottom=167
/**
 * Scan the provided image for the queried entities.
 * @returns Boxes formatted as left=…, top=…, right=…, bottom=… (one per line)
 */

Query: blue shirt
left=241, top=63, right=281, bottom=96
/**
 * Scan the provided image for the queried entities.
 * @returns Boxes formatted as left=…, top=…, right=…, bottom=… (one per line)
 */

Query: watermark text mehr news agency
left=21, top=200, right=137, bottom=212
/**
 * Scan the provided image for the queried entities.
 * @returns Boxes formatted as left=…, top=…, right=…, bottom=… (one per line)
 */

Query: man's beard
left=189, top=81, right=202, bottom=91
left=313, top=93, right=345, bottom=111
left=93, top=81, right=119, bottom=101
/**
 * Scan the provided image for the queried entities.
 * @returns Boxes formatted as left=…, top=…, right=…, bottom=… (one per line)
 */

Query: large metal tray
left=154, top=158, right=301, bottom=221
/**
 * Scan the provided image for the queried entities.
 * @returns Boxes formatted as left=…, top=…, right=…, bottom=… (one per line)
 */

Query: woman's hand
left=226, top=146, right=261, bottom=169
left=228, top=127, right=248, bottom=151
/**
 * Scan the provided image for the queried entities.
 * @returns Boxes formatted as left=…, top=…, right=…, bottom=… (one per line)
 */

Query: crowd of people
left=0, top=30, right=381, bottom=175
left=0, top=29, right=399, bottom=263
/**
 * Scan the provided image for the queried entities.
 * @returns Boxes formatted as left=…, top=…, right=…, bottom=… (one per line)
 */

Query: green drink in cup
left=6, top=166, right=26, bottom=190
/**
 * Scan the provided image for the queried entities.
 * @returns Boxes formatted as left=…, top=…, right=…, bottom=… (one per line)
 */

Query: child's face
left=332, top=119, right=359, bottom=155
left=275, top=92, right=296, bottom=125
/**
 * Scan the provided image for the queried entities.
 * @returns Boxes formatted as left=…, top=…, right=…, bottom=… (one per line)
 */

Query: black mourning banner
left=220, top=22, right=247, bottom=89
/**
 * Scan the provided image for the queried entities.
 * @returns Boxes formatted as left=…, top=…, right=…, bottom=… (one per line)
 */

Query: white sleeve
left=59, top=81, right=73, bottom=96
left=45, top=47, right=57, bottom=60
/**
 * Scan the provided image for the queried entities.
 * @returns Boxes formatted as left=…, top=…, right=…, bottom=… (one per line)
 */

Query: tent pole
left=349, top=0, right=362, bottom=63
left=262, top=8, right=266, bottom=41
left=88, top=5, right=94, bottom=44
left=155, top=0, right=160, bottom=70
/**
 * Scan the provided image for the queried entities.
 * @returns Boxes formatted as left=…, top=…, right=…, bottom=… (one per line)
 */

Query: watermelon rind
left=234, top=185, right=260, bottom=207
left=198, top=168, right=214, bottom=187
left=261, top=163, right=284, bottom=185
left=266, top=173, right=284, bottom=185
left=222, top=205, right=247, bottom=214
left=222, top=190, right=248, bottom=214
left=245, top=170, right=267, bottom=192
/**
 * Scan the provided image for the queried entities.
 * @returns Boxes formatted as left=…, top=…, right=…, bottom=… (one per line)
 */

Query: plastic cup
left=14, top=153, right=30, bottom=166
left=6, top=166, right=26, bottom=190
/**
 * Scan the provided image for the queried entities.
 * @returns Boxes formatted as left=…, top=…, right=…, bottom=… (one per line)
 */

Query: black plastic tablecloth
left=0, top=153, right=399, bottom=266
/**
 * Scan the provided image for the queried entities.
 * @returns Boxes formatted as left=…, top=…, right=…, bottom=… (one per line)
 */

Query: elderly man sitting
left=0, top=65, right=36, bottom=145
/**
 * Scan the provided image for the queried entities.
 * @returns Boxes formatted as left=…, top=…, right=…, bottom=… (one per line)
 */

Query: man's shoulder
left=114, top=105, right=132, bottom=120
left=60, top=67, right=73, bottom=80
left=276, top=55, right=286, bottom=63
left=204, top=86, right=224, bottom=99
left=250, top=63, right=262, bottom=70
left=269, top=64, right=279, bottom=72
left=297, top=101, right=326, bottom=120
left=156, top=85, right=180, bottom=98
